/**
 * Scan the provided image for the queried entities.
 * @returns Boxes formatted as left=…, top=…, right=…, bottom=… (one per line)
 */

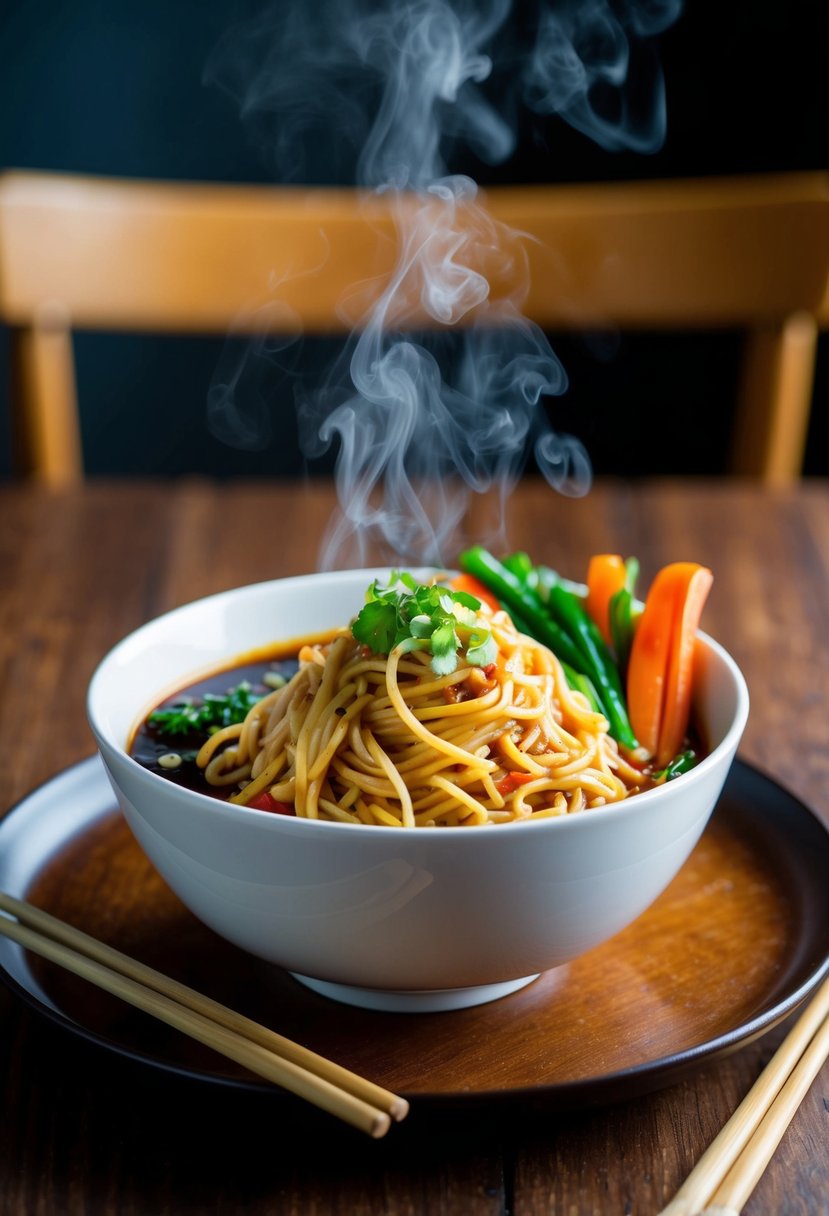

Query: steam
left=523, top=0, right=683, bottom=153
left=205, top=0, right=682, bottom=568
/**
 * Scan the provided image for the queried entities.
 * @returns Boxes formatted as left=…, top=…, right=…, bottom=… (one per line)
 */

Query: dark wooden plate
left=1, top=755, right=827, bottom=1111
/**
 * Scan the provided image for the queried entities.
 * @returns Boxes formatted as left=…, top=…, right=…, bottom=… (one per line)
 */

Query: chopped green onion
left=148, top=681, right=264, bottom=738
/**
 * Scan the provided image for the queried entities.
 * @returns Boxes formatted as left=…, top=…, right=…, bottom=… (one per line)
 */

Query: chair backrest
left=1, top=168, right=827, bottom=486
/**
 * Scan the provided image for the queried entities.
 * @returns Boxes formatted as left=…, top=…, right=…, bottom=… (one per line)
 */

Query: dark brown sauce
left=129, top=651, right=300, bottom=800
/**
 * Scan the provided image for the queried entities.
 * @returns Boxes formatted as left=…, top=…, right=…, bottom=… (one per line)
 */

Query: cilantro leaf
left=349, top=598, right=400, bottom=655
left=352, top=573, right=497, bottom=676
left=430, top=619, right=460, bottom=675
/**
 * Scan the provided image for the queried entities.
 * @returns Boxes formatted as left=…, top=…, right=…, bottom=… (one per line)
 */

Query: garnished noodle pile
left=196, top=609, right=648, bottom=827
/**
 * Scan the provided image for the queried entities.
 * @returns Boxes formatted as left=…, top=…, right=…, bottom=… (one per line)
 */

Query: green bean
left=561, top=664, right=603, bottom=714
left=608, top=558, right=640, bottom=678
left=546, top=583, right=639, bottom=750
left=459, top=547, right=584, bottom=672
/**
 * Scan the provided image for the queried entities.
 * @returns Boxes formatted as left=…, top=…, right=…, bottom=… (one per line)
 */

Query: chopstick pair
left=659, top=973, right=829, bottom=1215
left=0, top=890, right=408, bottom=1138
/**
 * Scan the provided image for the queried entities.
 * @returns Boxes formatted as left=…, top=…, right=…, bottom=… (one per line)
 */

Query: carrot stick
left=656, top=565, right=713, bottom=767
left=450, top=572, right=502, bottom=615
left=586, top=554, right=627, bottom=645
left=626, top=562, right=713, bottom=761
left=626, top=570, right=677, bottom=757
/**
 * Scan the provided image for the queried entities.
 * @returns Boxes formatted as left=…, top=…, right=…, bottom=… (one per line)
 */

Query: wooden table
left=0, top=475, right=827, bottom=1215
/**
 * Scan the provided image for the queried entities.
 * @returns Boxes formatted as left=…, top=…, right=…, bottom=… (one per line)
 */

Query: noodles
left=195, top=605, right=650, bottom=827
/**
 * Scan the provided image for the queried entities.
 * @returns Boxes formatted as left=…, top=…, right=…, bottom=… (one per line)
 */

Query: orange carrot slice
left=450, top=572, right=502, bottom=615
left=656, top=565, right=714, bottom=767
left=627, top=562, right=713, bottom=761
left=586, top=554, right=626, bottom=645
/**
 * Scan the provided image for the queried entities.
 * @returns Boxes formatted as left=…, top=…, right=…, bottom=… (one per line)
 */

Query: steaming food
left=132, top=571, right=683, bottom=827
left=204, top=622, right=650, bottom=826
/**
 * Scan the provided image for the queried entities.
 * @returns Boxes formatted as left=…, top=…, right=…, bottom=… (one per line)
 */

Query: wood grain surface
left=1, top=476, right=828, bottom=1215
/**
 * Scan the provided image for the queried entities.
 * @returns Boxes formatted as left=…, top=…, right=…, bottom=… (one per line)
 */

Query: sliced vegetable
left=586, top=554, right=626, bottom=645
left=495, top=771, right=537, bottom=796
left=245, top=790, right=295, bottom=814
left=608, top=557, right=640, bottom=680
left=460, top=546, right=712, bottom=768
left=626, top=579, right=674, bottom=756
left=626, top=561, right=713, bottom=763
left=656, top=565, right=714, bottom=767
left=545, top=583, right=639, bottom=750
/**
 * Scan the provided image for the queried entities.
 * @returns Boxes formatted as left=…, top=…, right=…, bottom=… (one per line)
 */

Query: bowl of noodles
left=87, top=566, right=749, bottom=1013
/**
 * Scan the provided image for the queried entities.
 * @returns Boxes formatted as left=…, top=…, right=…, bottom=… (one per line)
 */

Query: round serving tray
left=0, top=754, right=827, bottom=1111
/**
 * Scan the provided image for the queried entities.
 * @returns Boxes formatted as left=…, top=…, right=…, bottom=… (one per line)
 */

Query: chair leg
left=10, top=319, right=83, bottom=487
left=731, top=312, right=818, bottom=485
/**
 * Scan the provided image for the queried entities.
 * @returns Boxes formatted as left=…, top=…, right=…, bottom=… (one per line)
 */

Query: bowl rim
left=87, top=568, right=750, bottom=839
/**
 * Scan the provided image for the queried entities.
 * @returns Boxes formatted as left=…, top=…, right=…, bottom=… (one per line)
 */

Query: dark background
left=0, top=0, right=826, bottom=482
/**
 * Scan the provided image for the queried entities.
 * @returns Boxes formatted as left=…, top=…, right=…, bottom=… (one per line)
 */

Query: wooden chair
left=1, top=168, right=827, bottom=487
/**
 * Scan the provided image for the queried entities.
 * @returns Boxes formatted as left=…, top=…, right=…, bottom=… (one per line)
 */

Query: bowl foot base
left=289, top=972, right=541, bottom=1012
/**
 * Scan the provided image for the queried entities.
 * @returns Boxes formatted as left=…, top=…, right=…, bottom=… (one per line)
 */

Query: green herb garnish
left=148, top=681, right=264, bottom=738
left=655, top=749, right=698, bottom=782
left=352, top=572, right=497, bottom=676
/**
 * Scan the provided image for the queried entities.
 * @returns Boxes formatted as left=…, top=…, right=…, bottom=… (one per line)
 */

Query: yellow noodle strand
left=197, top=609, right=652, bottom=826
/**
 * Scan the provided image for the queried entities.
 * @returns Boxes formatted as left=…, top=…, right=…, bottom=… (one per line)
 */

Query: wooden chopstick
left=658, top=973, right=829, bottom=1216
left=0, top=890, right=409, bottom=1138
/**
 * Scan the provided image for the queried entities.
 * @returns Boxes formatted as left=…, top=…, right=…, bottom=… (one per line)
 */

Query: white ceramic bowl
left=87, top=569, right=749, bottom=1013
